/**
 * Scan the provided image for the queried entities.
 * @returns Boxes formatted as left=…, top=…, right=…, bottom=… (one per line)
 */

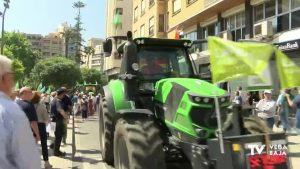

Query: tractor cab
left=134, top=38, right=195, bottom=94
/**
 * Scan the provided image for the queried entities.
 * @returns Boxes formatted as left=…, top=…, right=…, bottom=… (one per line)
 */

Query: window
left=222, top=11, right=246, bottom=41
left=187, top=0, right=197, bottom=6
left=134, top=7, right=138, bottom=22
left=138, top=47, right=193, bottom=79
left=265, top=0, right=276, bottom=18
left=159, top=14, right=165, bottom=32
left=292, top=0, right=300, bottom=9
left=141, top=0, right=146, bottom=15
left=277, top=14, right=289, bottom=32
left=140, top=24, right=145, bottom=37
left=184, top=31, right=197, bottom=41
left=173, top=0, right=181, bottom=14
left=115, top=8, right=123, bottom=15
left=149, top=0, right=155, bottom=7
left=253, top=0, right=300, bottom=33
left=149, top=17, right=155, bottom=36
left=254, top=4, right=264, bottom=22
left=278, top=0, right=289, bottom=14
left=292, top=10, right=300, bottom=28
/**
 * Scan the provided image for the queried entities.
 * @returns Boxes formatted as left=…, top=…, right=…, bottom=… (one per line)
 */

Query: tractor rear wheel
left=114, top=117, right=166, bottom=169
left=99, top=97, right=114, bottom=165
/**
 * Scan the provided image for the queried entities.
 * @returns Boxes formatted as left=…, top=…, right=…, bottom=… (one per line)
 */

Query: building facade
left=85, top=38, right=104, bottom=70
left=105, top=0, right=133, bottom=37
left=26, top=32, right=64, bottom=57
left=167, top=0, right=300, bottom=43
left=104, top=0, right=133, bottom=78
left=132, top=0, right=168, bottom=38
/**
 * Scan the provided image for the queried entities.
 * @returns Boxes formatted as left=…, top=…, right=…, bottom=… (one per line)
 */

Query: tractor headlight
left=189, top=94, right=212, bottom=104
left=194, top=96, right=201, bottom=103
left=203, top=98, right=210, bottom=103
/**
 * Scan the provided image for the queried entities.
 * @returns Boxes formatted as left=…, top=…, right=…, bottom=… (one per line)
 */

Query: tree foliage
left=4, top=31, right=39, bottom=75
left=30, top=56, right=81, bottom=89
left=11, top=59, right=25, bottom=82
left=80, top=67, right=102, bottom=85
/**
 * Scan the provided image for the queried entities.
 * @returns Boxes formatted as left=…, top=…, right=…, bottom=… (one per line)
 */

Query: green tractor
left=99, top=32, right=289, bottom=169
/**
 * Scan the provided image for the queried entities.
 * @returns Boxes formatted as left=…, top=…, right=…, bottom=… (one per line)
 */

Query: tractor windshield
left=138, top=46, right=193, bottom=80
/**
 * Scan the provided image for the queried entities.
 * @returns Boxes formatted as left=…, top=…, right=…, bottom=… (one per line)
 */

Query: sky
left=4, top=0, right=106, bottom=42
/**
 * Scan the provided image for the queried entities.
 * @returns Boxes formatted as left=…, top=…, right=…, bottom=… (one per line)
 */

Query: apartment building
left=26, top=34, right=43, bottom=52
left=41, top=32, right=64, bottom=57
left=85, top=38, right=104, bottom=70
left=104, top=0, right=133, bottom=78
left=105, top=0, right=133, bottom=37
left=167, top=0, right=300, bottom=43
left=26, top=32, right=64, bottom=57
left=166, top=0, right=300, bottom=92
left=133, top=0, right=168, bottom=38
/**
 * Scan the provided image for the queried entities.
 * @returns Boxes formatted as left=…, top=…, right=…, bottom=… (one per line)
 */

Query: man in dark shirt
left=51, top=88, right=69, bottom=156
left=61, top=89, right=72, bottom=144
left=17, top=87, right=40, bottom=142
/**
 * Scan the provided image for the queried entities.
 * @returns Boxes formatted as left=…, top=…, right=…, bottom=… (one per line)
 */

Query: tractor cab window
left=138, top=46, right=193, bottom=80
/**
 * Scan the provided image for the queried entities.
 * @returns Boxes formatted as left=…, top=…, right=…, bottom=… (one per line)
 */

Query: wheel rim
left=116, top=136, right=129, bottom=169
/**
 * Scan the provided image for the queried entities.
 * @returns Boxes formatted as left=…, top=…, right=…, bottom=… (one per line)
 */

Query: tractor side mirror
left=198, top=64, right=211, bottom=80
left=103, top=39, right=112, bottom=56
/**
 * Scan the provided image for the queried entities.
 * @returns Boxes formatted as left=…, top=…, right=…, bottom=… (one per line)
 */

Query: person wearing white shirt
left=0, top=55, right=40, bottom=169
left=256, top=90, right=276, bottom=130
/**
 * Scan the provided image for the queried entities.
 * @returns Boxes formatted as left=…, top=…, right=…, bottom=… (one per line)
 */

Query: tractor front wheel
left=99, top=97, right=114, bottom=165
left=114, top=117, right=166, bottom=169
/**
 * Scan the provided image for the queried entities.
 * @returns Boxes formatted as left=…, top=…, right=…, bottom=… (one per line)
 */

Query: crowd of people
left=232, top=86, right=300, bottom=134
left=0, top=55, right=101, bottom=169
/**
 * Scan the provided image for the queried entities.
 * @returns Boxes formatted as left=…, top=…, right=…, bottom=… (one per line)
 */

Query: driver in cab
left=140, top=57, right=165, bottom=75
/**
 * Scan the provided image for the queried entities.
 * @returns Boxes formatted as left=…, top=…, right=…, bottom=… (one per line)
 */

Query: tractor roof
left=134, top=38, right=192, bottom=48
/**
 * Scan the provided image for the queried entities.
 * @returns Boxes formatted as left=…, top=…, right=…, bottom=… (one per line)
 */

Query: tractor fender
left=117, top=109, right=153, bottom=116
left=103, top=85, right=116, bottom=114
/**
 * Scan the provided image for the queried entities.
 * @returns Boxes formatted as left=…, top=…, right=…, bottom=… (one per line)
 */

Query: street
left=47, top=114, right=300, bottom=169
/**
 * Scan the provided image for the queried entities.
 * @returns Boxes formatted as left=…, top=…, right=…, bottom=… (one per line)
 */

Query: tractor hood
left=154, top=78, right=227, bottom=103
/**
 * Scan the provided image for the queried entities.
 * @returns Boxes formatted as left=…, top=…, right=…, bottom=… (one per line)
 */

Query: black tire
left=114, top=117, right=166, bottom=169
left=99, top=97, right=114, bottom=165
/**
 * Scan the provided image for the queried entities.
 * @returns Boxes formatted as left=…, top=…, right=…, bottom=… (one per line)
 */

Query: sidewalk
left=43, top=119, right=74, bottom=169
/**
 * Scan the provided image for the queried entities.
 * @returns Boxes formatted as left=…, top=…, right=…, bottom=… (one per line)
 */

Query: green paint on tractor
left=108, top=79, right=133, bottom=111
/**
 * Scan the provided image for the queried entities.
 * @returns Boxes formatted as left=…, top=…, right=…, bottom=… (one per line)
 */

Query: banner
left=208, top=37, right=273, bottom=84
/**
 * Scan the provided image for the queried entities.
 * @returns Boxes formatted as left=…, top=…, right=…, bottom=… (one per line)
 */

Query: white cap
left=264, top=90, right=272, bottom=94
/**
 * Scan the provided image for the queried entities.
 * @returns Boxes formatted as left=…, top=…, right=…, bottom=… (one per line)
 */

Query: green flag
left=46, top=87, right=52, bottom=94
left=275, top=49, right=300, bottom=89
left=208, top=37, right=273, bottom=83
left=15, top=81, right=20, bottom=91
left=40, top=86, right=46, bottom=93
left=37, top=83, right=43, bottom=92
left=113, top=12, right=122, bottom=27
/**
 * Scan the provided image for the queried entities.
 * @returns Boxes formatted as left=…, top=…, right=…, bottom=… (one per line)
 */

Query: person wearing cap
left=0, top=55, right=40, bottom=168
left=50, top=88, right=69, bottom=156
left=17, top=86, right=41, bottom=143
left=286, top=87, right=300, bottom=135
left=256, top=90, right=276, bottom=130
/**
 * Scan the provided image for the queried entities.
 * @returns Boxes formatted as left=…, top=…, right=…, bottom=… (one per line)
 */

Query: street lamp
left=1, top=0, right=10, bottom=54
